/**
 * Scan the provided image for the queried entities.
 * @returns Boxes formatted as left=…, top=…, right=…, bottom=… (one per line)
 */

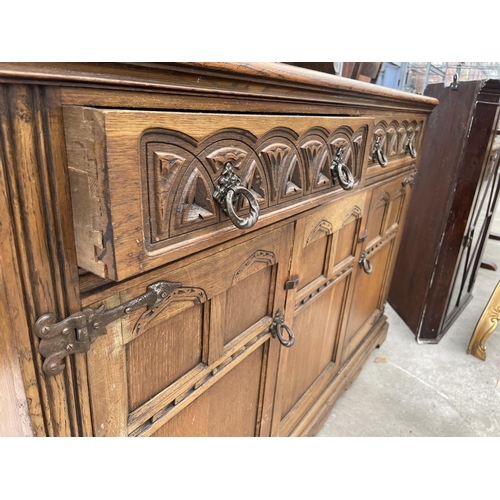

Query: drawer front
left=63, top=108, right=373, bottom=281
left=366, top=113, right=426, bottom=182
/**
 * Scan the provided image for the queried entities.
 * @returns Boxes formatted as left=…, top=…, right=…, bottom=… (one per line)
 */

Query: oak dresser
left=0, top=63, right=437, bottom=436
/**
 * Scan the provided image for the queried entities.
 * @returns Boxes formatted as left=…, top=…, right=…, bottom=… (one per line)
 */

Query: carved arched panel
left=398, top=121, right=410, bottom=154
left=306, top=219, right=333, bottom=247
left=256, top=128, right=305, bottom=203
left=387, top=121, right=399, bottom=156
left=131, top=286, right=208, bottom=338
left=170, top=159, right=219, bottom=237
left=370, top=118, right=424, bottom=164
left=298, top=128, right=332, bottom=193
left=232, top=250, right=277, bottom=285
left=140, top=120, right=370, bottom=247
left=352, top=125, right=369, bottom=172
left=143, top=132, right=199, bottom=242
left=328, top=126, right=356, bottom=181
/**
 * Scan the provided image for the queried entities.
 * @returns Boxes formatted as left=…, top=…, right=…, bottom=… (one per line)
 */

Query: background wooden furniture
left=0, top=63, right=436, bottom=436
left=389, top=79, right=500, bottom=343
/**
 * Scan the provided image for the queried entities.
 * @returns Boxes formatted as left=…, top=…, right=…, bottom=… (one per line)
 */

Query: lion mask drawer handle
left=213, top=162, right=260, bottom=230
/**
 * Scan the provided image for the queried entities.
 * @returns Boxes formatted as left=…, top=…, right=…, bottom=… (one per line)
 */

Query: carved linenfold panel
left=370, top=119, right=423, bottom=164
left=232, top=250, right=277, bottom=285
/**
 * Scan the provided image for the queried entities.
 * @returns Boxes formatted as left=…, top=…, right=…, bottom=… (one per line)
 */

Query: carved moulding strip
left=365, top=226, right=398, bottom=257
left=297, top=265, right=353, bottom=309
left=343, top=205, right=362, bottom=226
left=467, top=280, right=500, bottom=361
left=131, top=286, right=207, bottom=337
left=143, top=123, right=368, bottom=245
left=232, top=250, right=277, bottom=285
left=370, top=119, right=423, bottom=163
left=306, top=220, right=333, bottom=247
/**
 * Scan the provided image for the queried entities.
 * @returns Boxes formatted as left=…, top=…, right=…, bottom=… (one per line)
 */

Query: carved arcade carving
left=370, top=119, right=423, bottom=165
left=142, top=124, right=368, bottom=244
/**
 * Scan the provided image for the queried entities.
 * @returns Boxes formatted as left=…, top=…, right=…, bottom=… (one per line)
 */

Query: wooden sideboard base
left=293, top=316, right=388, bottom=437
left=0, top=63, right=435, bottom=436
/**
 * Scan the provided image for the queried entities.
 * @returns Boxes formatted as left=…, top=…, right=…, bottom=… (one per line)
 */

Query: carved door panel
left=341, top=171, right=414, bottom=363
left=270, top=191, right=368, bottom=436
left=85, top=224, right=294, bottom=436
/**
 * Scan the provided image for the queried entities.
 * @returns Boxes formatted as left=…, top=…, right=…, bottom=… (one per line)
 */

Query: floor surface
left=317, top=212, right=500, bottom=437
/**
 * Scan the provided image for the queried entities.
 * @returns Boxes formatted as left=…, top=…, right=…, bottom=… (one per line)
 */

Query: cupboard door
left=85, top=224, right=294, bottom=436
left=342, top=171, right=414, bottom=362
left=271, top=192, right=367, bottom=436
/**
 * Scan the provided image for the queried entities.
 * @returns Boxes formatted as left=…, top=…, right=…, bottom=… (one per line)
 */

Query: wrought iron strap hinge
left=34, top=281, right=182, bottom=376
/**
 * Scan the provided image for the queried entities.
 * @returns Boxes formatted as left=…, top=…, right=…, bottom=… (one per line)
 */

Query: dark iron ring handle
left=275, top=322, right=295, bottom=348
left=374, top=140, right=388, bottom=167
left=406, top=138, right=417, bottom=159
left=359, top=252, right=373, bottom=274
left=331, top=151, right=355, bottom=191
left=226, top=185, right=260, bottom=230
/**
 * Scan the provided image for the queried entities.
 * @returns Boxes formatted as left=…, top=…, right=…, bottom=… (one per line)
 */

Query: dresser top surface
left=0, top=62, right=438, bottom=112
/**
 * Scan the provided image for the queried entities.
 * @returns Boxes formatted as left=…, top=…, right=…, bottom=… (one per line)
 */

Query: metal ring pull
left=373, top=136, right=388, bottom=167
left=270, top=309, right=295, bottom=348
left=359, top=251, right=373, bottom=274
left=225, top=185, right=260, bottom=229
left=406, top=136, right=417, bottom=159
left=330, top=147, right=354, bottom=190
left=213, top=163, right=260, bottom=230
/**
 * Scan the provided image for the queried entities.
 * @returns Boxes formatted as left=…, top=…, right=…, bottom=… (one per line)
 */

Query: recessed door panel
left=280, top=280, right=346, bottom=419
left=222, top=265, right=274, bottom=346
left=151, top=345, right=265, bottom=437
left=127, top=302, right=204, bottom=412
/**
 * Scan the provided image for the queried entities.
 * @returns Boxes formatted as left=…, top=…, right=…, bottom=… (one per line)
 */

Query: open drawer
left=63, top=108, right=373, bottom=281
